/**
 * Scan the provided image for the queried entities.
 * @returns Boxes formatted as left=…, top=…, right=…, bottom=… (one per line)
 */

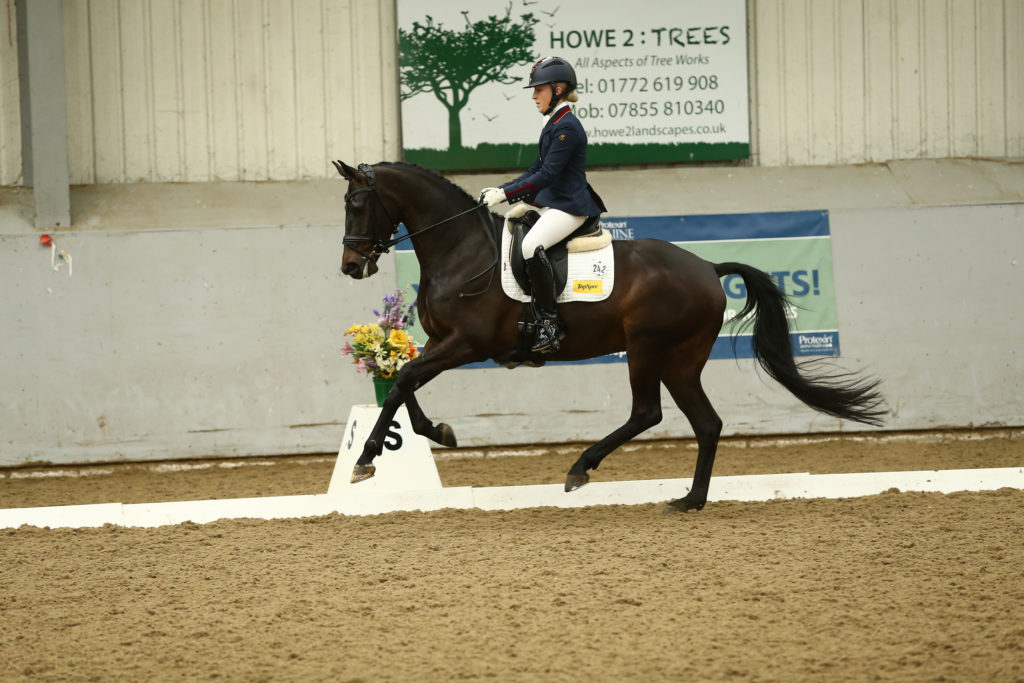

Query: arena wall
left=1, top=2, right=1022, bottom=465
left=2, top=160, right=1021, bottom=466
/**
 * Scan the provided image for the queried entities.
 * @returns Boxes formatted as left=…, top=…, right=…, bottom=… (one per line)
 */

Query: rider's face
left=532, top=84, right=562, bottom=113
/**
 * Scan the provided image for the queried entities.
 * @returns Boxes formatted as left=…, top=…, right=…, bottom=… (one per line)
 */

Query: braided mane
left=376, top=161, right=478, bottom=204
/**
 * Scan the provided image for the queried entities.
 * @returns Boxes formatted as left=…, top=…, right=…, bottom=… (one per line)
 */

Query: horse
left=332, top=160, right=885, bottom=512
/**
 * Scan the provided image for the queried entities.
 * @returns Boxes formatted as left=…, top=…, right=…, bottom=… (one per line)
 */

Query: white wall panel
left=62, top=0, right=93, bottom=184
left=179, top=0, right=210, bottom=180
left=752, top=0, right=1023, bottom=166
left=808, top=2, right=839, bottom=164
left=837, top=0, right=868, bottom=162
left=864, top=0, right=895, bottom=162
left=1009, top=2, right=1024, bottom=155
left=2, top=0, right=1021, bottom=184
left=0, top=0, right=21, bottom=185
left=60, top=0, right=399, bottom=184
left=921, top=0, right=950, bottom=157
left=86, top=0, right=125, bottom=182
left=294, top=0, right=328, bottom=178
left=893, top=0, right=922, bottom=159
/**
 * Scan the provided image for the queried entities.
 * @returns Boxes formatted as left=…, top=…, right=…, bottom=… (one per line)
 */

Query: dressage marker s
left=333, top=160, right=886, bottom=513
left=328, top=404, right=442, bottom=495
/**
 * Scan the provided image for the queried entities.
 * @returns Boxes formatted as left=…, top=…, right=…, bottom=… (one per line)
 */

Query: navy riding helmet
left=525, top=57, right=577, bottom=114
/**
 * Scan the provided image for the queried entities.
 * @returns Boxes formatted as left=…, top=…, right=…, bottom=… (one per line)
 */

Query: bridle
left=338, top=162, right=499, bottom=296
left=340, top=163, right=402, bottom=266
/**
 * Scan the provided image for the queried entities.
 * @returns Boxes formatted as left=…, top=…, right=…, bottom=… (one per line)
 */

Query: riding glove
left=480, top=187, right=507, bottom=206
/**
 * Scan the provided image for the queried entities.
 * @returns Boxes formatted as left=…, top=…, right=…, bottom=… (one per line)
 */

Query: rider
left=480, top=56, right=606, bottom=354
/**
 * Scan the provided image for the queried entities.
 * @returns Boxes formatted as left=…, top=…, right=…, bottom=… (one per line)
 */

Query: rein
left=342, top=163, right=500, bottom=297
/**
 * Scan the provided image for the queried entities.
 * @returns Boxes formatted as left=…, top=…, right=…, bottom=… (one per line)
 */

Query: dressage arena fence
left=3, top=406, right=1023, bottom=530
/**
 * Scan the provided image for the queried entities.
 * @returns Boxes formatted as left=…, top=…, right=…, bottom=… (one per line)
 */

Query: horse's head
left=333, top=160, right=401, bottom=279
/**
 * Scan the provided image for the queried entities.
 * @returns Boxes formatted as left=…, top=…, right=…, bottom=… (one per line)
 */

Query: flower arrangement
left=342, top=288, right=420, bottom=380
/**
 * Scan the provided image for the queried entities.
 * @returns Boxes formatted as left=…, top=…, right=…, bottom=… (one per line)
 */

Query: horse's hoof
left=350, top=464, right=376, bottom=483
left=663, top=497, right=706, bottom=514
left=564, top=472, right=589, bottom=492
left=437, top=423, right=457, bottom=448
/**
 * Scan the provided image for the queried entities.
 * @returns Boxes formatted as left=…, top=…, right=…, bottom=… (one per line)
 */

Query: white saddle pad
left=500, top=227, right=615, bottom=303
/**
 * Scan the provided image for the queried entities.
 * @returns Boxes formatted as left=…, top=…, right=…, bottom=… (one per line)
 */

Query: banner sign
left=394, top=210, right=842, bottom=367
left=397, top=0, right=750, bottom=170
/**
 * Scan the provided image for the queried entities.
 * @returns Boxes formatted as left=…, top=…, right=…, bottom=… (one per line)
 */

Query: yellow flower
left=388, top=329, right=410, bottom=350
left=354, top=324, right=383, bottom=346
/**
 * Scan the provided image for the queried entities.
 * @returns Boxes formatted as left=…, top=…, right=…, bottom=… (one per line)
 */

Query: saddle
left=507, top=211, right=605, bottom=296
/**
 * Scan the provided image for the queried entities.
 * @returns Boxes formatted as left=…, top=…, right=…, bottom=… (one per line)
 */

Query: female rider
left=480, top=56, right=605, bottom=354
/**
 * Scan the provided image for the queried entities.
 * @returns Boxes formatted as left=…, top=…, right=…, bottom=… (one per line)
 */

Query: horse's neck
left=406, top=202, right=494, bottom=275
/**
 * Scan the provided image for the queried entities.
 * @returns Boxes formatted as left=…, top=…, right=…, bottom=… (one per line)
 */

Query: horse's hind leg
left=564, top=350, right=663, bottom=491
left=661, top=372, right=722, bottom=512
left=404, top=392, right=457, bottom=448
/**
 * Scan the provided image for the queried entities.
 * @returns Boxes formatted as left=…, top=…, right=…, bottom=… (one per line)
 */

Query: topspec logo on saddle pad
left=573, top=280, right=603, bottom=294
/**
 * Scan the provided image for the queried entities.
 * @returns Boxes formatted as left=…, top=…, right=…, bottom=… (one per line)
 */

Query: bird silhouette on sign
left=482, top=113, right=498, bottom=121
left=542, top=6, right=559, bottom=16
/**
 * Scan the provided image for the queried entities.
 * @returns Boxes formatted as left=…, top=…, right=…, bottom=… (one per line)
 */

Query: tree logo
left=399, top=6, right=539, bottom=153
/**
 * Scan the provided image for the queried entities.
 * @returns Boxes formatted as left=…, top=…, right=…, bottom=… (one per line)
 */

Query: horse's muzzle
left=340, top=250, right=379, bottom=279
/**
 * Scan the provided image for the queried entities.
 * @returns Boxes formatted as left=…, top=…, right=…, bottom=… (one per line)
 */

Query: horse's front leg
left=351, top=337, right=478, bottom=483
left=402, top=337, right=458, bottom=447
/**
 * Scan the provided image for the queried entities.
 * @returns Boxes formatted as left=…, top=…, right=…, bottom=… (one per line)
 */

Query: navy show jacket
left=500, top=105, right=605, bottom=217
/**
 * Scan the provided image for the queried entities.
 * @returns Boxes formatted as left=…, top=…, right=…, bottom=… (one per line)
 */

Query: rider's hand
left=505, top=202, right=530, bottom=219
left=480, top=187, right=507, bottom=206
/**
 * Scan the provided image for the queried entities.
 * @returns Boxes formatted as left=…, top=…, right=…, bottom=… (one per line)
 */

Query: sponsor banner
left=393, top=210, right=841, bottom=368
left=397, top=0, right=749, bottom=170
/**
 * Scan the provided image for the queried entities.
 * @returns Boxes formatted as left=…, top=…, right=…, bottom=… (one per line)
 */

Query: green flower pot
left=373, top=376, right=396, bottom=407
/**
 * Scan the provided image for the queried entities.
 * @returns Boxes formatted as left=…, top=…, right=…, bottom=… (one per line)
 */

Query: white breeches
left=520, top=206, right=587, bottom=259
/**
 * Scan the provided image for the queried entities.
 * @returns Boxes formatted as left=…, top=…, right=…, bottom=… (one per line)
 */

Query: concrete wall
left=2, top=159, right=1021, bottom=466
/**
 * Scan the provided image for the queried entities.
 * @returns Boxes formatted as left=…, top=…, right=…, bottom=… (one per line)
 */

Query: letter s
left=791, top=270, right=811, bottom=296
left=346, top=419, right=357, bottom=449
left=383, top=421, right=403, bottom=451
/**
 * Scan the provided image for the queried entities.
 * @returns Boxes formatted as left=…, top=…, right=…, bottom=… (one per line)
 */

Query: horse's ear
left=332, top=160, right=357, bottom=179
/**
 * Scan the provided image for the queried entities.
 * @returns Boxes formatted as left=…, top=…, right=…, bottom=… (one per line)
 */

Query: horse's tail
left=714, top=262, right=886, bottom=426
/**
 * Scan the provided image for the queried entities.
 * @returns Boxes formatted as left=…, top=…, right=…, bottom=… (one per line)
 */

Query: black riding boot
left=526, top=246, right=565, bottom=354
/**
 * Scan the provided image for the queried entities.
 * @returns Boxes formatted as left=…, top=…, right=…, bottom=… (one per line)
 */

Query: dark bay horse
left=333, top=160, right=884, bottom=512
